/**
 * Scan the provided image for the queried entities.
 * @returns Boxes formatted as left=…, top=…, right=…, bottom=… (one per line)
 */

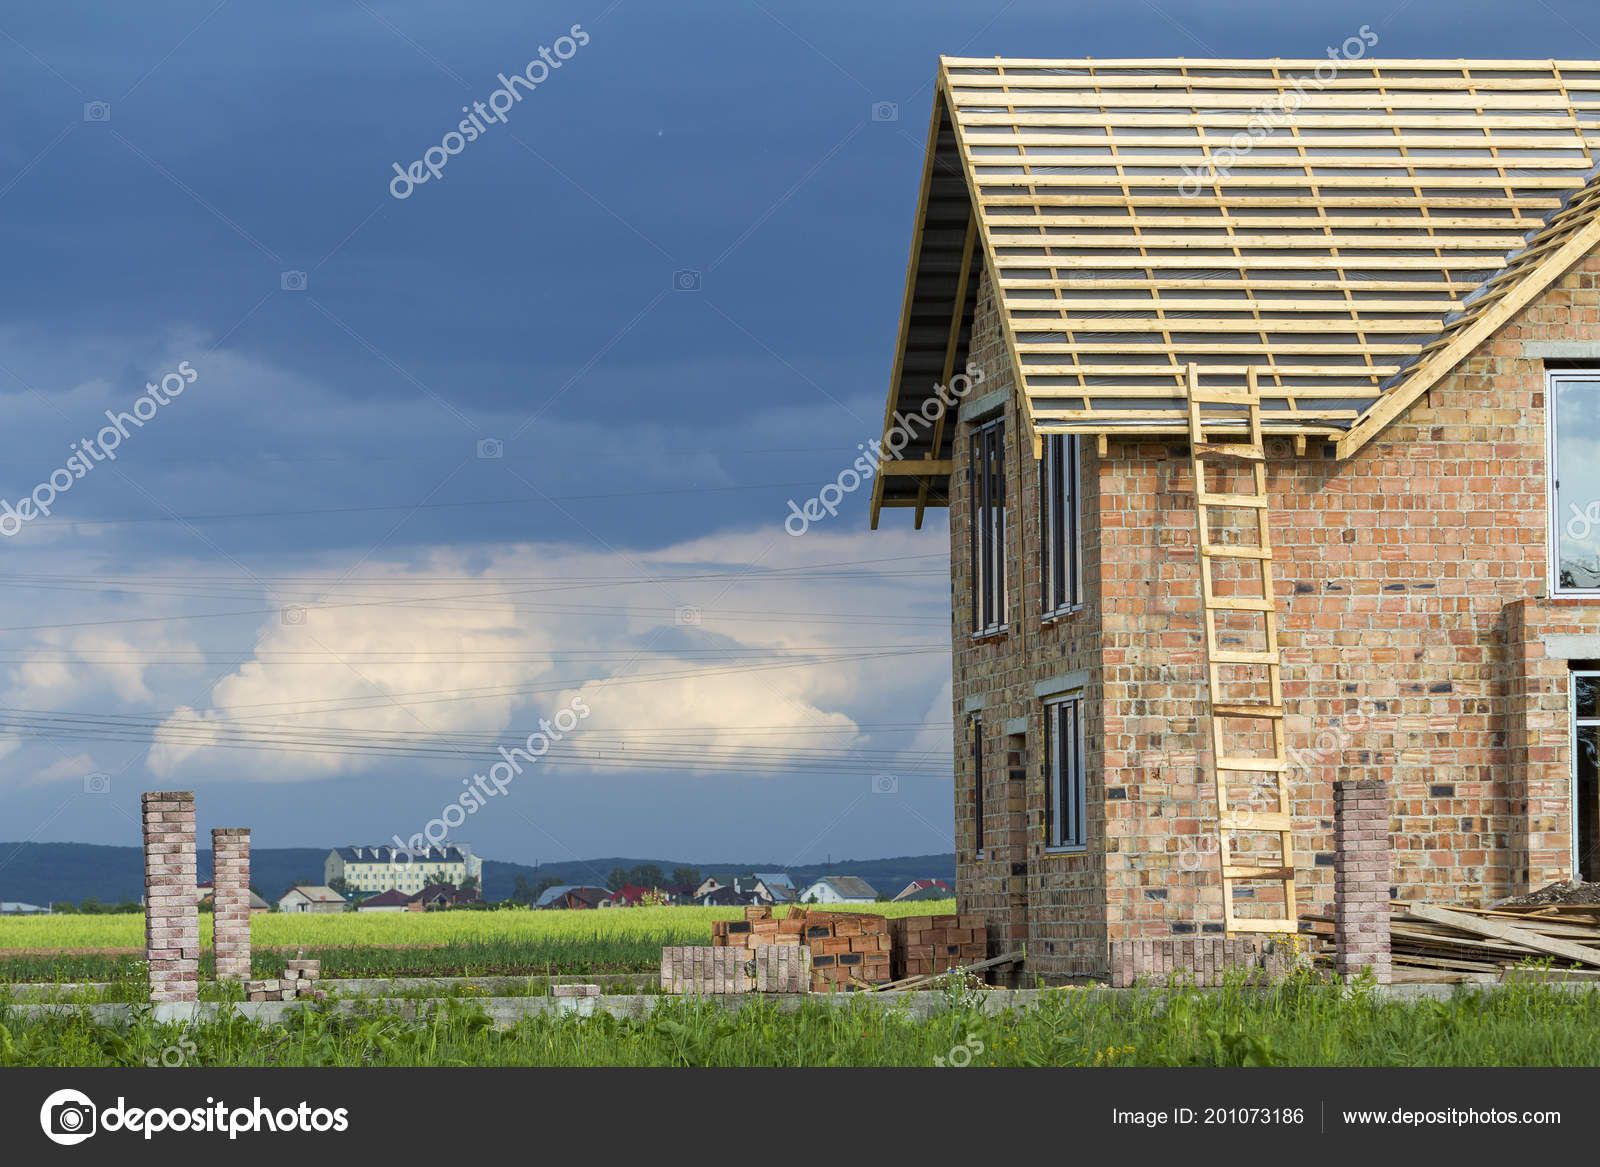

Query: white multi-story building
left=325, top=845, right=480, bottom=896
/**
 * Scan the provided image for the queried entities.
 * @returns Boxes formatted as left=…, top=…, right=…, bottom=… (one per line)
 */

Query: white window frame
left=1040, top=434, right=1082, bottom=617
left=1573, top=669, right=1600, bottom=881
left=970, top=418, right=1008, bottom=635
left=1044, top=693, right=1087, bottom=852
left=1548, top=371, right=1600, bottom=597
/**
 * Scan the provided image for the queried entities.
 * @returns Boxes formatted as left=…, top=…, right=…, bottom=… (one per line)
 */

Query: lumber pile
left=887, top=914, right=987, bottom=980
left=1307, top=901, right=1600, bottom=982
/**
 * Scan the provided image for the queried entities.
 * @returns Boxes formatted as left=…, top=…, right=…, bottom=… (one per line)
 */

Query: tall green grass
left=6, top=976, right=1600, bottom=1067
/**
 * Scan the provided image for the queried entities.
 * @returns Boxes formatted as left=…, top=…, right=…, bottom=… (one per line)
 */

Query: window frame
left=1548, top=371, right=1600, bottom=597
left=1040, top=433, right=1082, bottom=617
left=1043, top=693, right=1087, bottom=852
left=969, top=418, right=1009, bottom=636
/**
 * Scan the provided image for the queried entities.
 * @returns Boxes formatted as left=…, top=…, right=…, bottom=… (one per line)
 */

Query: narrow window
left=1576, top=669, right=1599, bottom=881
left=1040, top=434, right=1081, bottom=614
left=1550, top=372, right=1600, bottom=594
left=970, top=714, right=985, bottom=857
left=1044, top=694, right=1086, bottom=850
left=969, top=419, right=1008, bottom=633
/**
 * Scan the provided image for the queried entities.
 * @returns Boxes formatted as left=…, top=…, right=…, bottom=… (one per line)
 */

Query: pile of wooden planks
left=1307, top=901, right=1600, bottom=983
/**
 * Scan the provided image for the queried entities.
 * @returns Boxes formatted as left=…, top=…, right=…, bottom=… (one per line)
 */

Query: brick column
left=142, top=791, right=199, bottom=1002
left=1333, top=778, right=1391, bottom=982
left=211, top=828, right=252, bottom=981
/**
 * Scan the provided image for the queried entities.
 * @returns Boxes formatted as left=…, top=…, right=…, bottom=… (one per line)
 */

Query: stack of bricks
left=142, top=791, right=199, bottom=1004
left=790, top=907, right=891, bottom=990
left=660, top=946, right=751, bottom=994
left=1107, top=937, right=1295, bottom=988
left=247, top=959, right=323, bottom=1002
left=1334, top=777, right=1392, bottom=983
left=709, top=904, right=808, bottom=954
left=211, top=828, right=252, bottom=981
left=887, top=914, right=988, bottom=981
left=753, top=944, right=809, bottom=993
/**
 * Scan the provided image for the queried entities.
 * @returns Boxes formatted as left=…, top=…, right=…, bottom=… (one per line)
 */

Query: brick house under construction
left=869, top=57, right=1600, bottom=981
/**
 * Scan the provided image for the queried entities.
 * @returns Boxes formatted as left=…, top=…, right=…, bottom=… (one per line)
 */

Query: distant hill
left=0, top=843, right=955, bottom=905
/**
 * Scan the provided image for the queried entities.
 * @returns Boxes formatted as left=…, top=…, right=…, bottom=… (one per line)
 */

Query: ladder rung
left=1200, top=544, right=1273, bottom=560
left=1210, top=703, right=1284, bottom=720
left=1217, top=756, right=1290, bottom=773
left=1223, top=865, right=1295, bottom=881
left=1197, top=492, right=1269, bottom=509
left=1193, top=442, right=1265, bottom=464
left=1220, top=813, right=1292, bottom=832
left=1209, top=649, right=1280, bottom=665
left=1222, top=918, right=1300, bottom=935
left=1204, top=595, right=1274, bottom=611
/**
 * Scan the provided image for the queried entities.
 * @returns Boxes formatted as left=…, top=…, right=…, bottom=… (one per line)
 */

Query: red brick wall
left=948, top=254, right=1600, bottom=980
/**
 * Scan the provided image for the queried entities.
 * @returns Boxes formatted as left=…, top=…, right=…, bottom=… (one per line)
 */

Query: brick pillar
left=142, top=791, right=199, bottom=1002
left=1333, top=778, right=1391, bottom=983
left=211, top=828, right=252, bottom=981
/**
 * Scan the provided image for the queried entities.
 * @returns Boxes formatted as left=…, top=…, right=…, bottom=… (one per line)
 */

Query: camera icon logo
left=281, top=605, right=306, bottom=626
left=871, top=101, right=899, bottom=122
left=476, top=437, right=504, bottom=460
left=83, top=101, right=111, bottom=122
left=280, top=270, right=308, bottom=292
left=672, top=269, right=702, bottom=292
left=83, top=772, right=110, bottom=795
left=871, top=773, right=898, bottom=795
left=674, top=605, right=702, bottom=626
left=40, top=1088, right=97, bottom=1145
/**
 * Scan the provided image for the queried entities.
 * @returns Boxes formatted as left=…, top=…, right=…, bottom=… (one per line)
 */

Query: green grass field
left=0, top=902, right=957, bottom=982
left=6, top=975, right=1600, bottom=1067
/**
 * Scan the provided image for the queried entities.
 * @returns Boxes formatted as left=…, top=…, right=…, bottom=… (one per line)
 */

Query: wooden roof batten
left=870, top=56, right=1600, bottom=523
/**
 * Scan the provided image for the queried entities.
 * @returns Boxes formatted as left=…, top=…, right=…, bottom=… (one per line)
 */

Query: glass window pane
left=1578, top=673, right=1600, bottom=721
left=1555, top=377, right=1600, bottom=591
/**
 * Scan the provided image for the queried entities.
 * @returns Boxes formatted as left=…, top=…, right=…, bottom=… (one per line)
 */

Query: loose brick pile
left=786, top=906, right=890, bottom=990
left=247, top=959, right=324, bottom=1002
left=712, top=906, right=888, bottom=989
left=142, top=791, right=199, bottom=1003
left=709, top=904, right=808, bottom=953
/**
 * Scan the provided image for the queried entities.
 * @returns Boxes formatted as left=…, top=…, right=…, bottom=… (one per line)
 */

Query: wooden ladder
left=1184, top=364, right=1298, bottom=936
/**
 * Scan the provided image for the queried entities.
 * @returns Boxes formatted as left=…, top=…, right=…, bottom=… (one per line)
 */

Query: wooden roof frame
left=870, top=57, right=1600, bottom=524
